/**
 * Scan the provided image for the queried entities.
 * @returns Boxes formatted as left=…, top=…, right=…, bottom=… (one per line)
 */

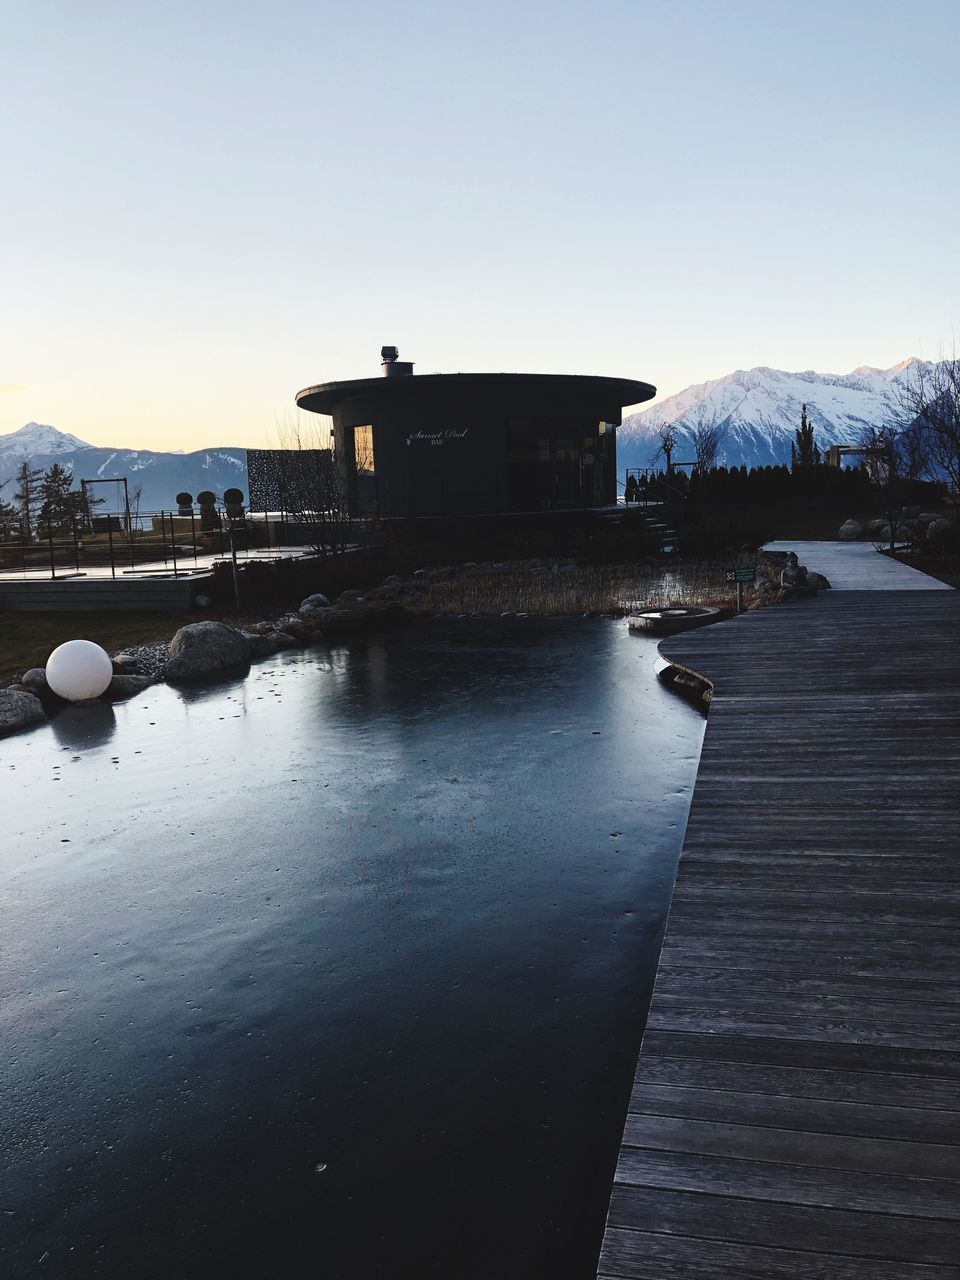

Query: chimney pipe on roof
left=380, top=345, right=414, bottom=378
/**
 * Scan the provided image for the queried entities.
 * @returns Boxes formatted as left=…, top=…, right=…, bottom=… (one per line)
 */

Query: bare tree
left=897, top=420, right=931, bottom=483
left=894, top=356, right=960, bottom=523
left=273, top=410, right=350, bottom=556
left=688, top=406, right=728, bottom=475
left=129, top=482, right=143, bottom=529
left=855, top=423, right=912, bottom=554
left=653, top=423, right=679, bottom=474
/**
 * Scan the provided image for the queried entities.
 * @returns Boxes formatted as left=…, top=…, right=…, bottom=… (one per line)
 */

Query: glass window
left=354, top=425, right=375, bottom=474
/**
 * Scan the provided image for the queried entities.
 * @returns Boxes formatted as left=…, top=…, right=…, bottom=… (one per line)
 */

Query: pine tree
left=793, top=404, right=821, bottom=470
left=0, top=482, right=18, bottom=540
left=14, top=460, right=44, bottom=539
left=38, top=463, right=85, bottom=535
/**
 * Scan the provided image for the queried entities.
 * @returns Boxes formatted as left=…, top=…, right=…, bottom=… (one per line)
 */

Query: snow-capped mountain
left=0, top=421, right=91, bottom=463
left=0, top=423, right=248, bottom=511
left=618, top=359, right=929, bottom=473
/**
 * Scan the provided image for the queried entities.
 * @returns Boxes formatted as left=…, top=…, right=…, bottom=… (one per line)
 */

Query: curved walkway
left=598, top=546, right=960, bottom=1278
left=763, top=540, right=952, bottom=590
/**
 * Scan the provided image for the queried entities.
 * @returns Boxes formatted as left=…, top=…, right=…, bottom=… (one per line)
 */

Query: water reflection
left=2, top=619, right=704, bottom=1280
left=50, top=700, right=116, bottom=750
left=172, top=670, right=252, bottom=704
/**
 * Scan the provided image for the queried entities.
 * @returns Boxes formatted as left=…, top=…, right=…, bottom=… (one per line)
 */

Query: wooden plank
left=598, top=1230, right=959, bottom=1279
left=652, top=967, right=960, bottom=1006
left=638, top=1031, right=960, bottom=1079
left=655, top=936, right=960, bottom=981
left=627, top=1083, right=959, bottom=1144
left=644, top=1007, right=960, bottom=1051
left=620, top=1113, right=960, bottom=1178
left=614, top=1147, right=959, bottom=1218
left=649, top=992, right=960, bottom=1030
left=605, top=1184, right=960, bottom=1265
left=597, top=577, right=960, bottom=1276
left=632, top=1055, right=960, bottom=1112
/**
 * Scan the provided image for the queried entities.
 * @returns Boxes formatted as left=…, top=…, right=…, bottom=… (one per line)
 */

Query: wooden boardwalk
left=598, top=574, right=960, bottom=1278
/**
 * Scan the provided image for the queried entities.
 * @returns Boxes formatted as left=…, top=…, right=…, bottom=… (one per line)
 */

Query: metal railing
left=0, top=508, right=270, bottom=580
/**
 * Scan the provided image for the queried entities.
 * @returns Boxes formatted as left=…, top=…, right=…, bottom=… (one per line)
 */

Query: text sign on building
left=404, top=428, right=470, bottom=447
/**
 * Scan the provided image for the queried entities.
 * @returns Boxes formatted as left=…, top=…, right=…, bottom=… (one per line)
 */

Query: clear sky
left=2, top=0, right=957, bottom=450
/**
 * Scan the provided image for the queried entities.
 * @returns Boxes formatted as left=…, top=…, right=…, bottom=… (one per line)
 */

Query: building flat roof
left=295, top=372, right=656, bottom=416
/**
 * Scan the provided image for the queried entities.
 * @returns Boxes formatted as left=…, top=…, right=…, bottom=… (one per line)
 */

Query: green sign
left=726, top=567, right=757, bottom=583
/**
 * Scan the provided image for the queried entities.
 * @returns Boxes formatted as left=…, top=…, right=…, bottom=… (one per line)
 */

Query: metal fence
left=0, top=508, right=272, bottom=580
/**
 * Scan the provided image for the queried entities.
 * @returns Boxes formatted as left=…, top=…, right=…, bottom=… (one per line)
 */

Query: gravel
left=116, top=641, right=169, bottom=681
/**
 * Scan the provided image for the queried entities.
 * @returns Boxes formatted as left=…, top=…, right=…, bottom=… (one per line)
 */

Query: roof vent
left=381, top=345, right=414, bottom=378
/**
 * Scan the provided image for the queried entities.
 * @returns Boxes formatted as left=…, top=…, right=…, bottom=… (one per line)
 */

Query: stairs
left=640, top=503, right=678, bottom=553
left=596, top=503, right=678, bottom=553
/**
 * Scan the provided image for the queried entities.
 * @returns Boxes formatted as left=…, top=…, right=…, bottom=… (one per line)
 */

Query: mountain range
left=618, top=358, right=927, bottom=474
left=0, top=358, right=930, bottom=511
left=0, top=424, right=248, bottom=513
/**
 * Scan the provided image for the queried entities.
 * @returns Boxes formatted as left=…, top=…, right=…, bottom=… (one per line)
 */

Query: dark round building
left=295, top=348, right=656, bottom=519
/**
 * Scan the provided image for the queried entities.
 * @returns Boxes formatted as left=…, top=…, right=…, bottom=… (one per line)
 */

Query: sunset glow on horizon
left=2, top=0, right=957, bottom=452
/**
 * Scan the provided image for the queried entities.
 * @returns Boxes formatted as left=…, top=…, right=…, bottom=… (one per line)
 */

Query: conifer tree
left=792, top=403, right=821, bottom=469
left=14, top=460, right=44, bottom=539
left=38, top=463, right=85, bottom=535
left=0, top=482, right=18, bottom=539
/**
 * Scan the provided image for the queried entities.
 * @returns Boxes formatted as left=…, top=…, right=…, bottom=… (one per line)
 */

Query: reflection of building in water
left=295, top=347, right=656, bottom=519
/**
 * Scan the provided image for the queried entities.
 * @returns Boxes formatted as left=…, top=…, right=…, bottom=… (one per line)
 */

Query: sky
left=2, top=0, right=958, bottom=451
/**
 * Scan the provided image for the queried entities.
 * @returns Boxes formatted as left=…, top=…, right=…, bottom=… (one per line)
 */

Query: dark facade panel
left=247, top=447, right=335, bottom=512
left=295, top=366, right=655, bottom=519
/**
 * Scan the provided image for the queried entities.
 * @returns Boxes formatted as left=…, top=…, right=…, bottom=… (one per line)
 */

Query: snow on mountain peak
left=0, top=421, right=91, bottom=458
left=618, top=359, right=931, bottom=473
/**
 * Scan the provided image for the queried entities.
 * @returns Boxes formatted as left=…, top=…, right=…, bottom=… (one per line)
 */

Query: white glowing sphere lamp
left=46, top=639, right=114, bottom=702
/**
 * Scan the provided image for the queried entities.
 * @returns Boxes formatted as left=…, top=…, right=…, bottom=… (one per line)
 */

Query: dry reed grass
left=399, top=558, right=764, bottom=617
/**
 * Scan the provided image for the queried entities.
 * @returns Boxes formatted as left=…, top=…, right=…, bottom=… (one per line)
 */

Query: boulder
left=240, top=630, right=283, bottom=660
left=0, top=690, right=47, bottom=737
left=838, top=519, right=863, bottom=541
left=21, top=667, right=49, bottom=693
left=239, top=628, right=304, bottom=659
left=299, top=592, right=331, bottom=612
left=105, top=674, right=153, bottom=700
left=924, top=516, right=952, bottom=537
left=276, top=620, right=319, bottom=644
left=165, top=622, right=250, bottom=684
left=112, top=652, right=142, bottom=674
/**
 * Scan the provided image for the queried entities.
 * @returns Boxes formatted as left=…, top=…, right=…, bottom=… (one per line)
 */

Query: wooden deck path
left=598, top=568, right=960, bottom=1277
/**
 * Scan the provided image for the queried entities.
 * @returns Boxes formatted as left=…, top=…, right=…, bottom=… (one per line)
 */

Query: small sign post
left=726, top=565, right=757, bottom=614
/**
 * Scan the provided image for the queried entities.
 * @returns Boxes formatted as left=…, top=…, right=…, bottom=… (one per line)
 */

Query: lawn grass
left=0, top=612, right=190, bottom=684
